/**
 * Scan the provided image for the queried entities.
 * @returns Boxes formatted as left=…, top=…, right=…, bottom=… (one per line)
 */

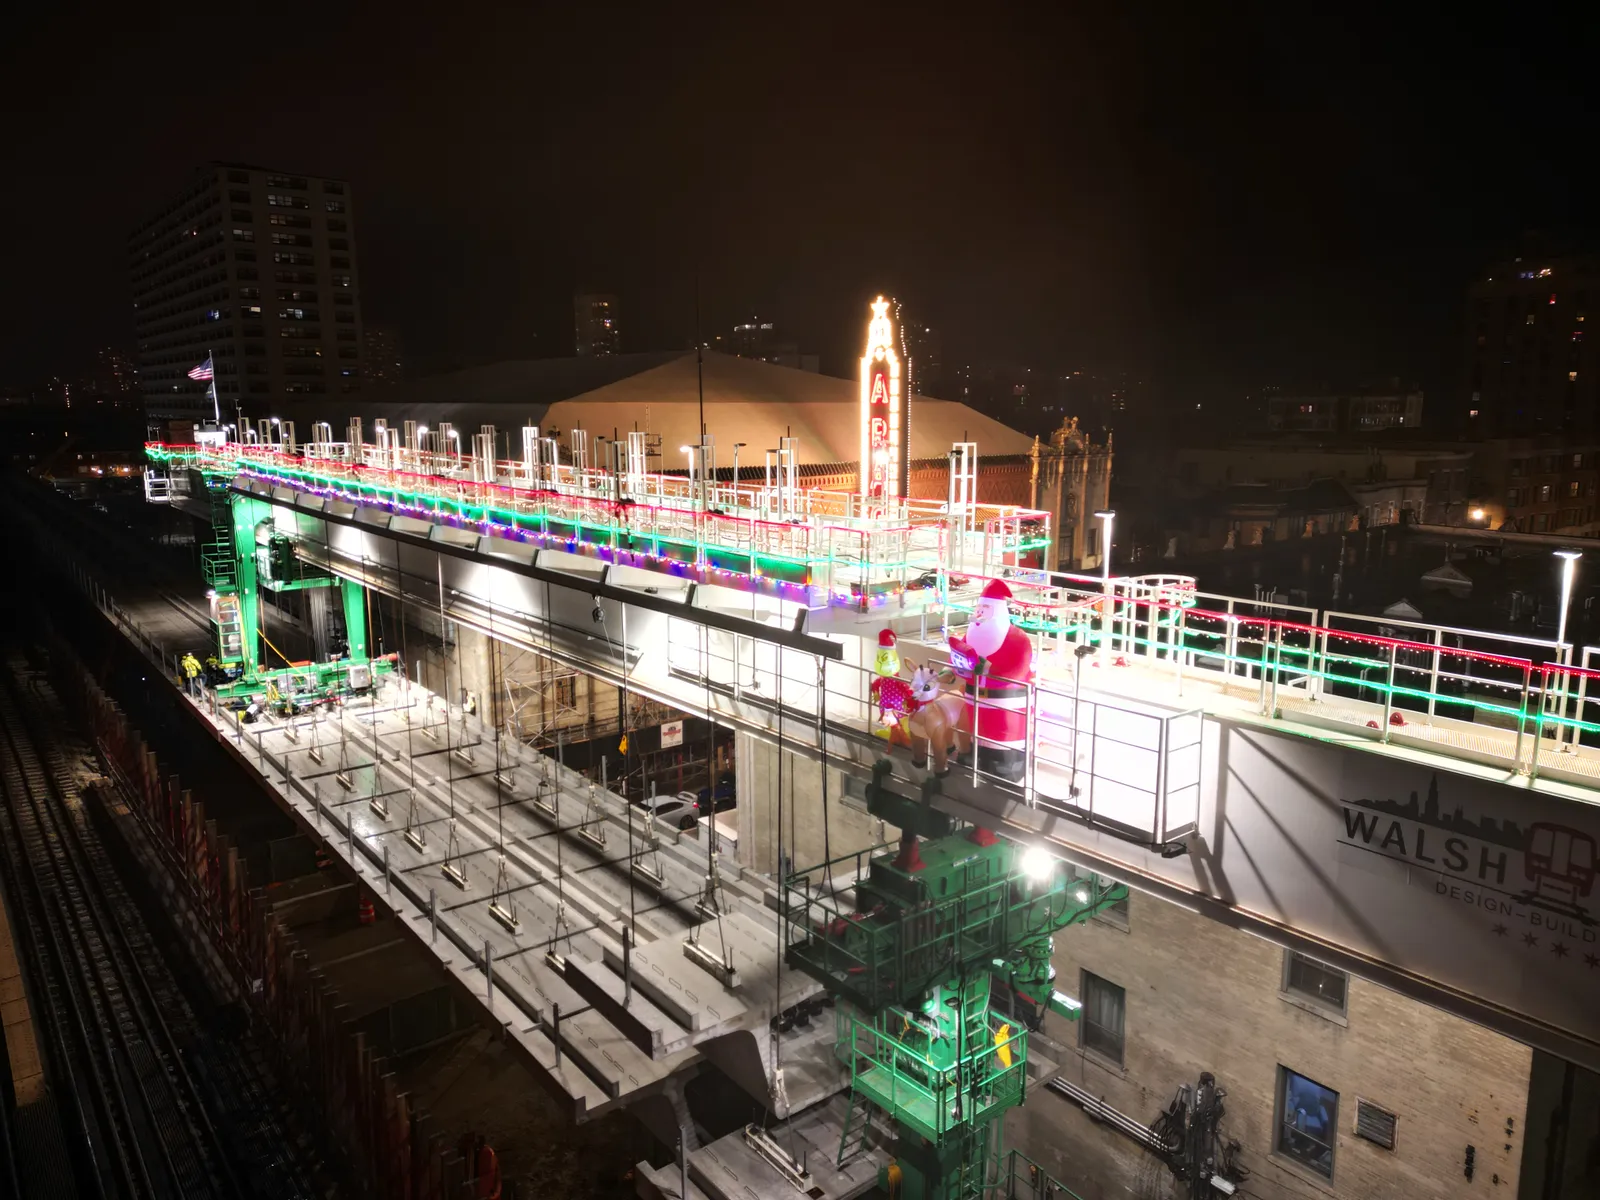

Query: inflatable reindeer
left=903, top=659, right=970, bottom=775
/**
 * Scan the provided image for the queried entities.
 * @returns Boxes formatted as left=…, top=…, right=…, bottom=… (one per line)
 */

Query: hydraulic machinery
left=783, top=761, right=1127, bottom=1199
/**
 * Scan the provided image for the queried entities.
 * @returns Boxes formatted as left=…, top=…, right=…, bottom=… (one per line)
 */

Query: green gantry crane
left=783, top=762, right=1125, bottom=1200
left=155, top=446, right=395, bottom=706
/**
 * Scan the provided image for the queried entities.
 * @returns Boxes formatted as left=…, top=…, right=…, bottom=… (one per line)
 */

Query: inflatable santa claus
left=947, top=578, right=1032, bottom=781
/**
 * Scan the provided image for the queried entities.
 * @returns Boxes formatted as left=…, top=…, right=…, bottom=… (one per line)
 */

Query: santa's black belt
left=962, top=684, right=1029, bottom=700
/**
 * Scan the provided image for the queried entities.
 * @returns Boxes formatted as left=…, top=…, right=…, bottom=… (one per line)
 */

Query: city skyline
left=3, top=7, right=1596, bottom=414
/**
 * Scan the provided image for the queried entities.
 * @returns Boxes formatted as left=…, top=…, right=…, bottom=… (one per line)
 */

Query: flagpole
left=207, top=348, right=219, bottom=425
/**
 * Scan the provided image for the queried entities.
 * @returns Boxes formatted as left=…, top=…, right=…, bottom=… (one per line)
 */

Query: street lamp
left=1556, top=549, right=1582, bottom=664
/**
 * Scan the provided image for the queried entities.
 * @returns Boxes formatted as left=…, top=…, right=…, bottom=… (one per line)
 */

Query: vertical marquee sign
left=859, top=296, right=907, bottom=502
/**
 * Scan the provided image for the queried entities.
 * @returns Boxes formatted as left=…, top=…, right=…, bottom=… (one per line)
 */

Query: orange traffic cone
left=357, top=894, right=375, bottom=925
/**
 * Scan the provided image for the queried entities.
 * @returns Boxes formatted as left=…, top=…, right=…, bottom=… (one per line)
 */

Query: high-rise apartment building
left=896, top=307, right=942, bottom=397
left=362, top=324, right=408, bottom=387
left=129, top=162, right=365, bottom=424
left=94, top=347, right=138, bottom=395
left=1467, top=253, right=1598, bottom=438
left=574, top=292, right=620, bottom=356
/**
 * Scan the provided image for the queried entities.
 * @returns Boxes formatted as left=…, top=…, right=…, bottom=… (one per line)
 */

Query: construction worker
left=181, top=652, right=203, bottom=698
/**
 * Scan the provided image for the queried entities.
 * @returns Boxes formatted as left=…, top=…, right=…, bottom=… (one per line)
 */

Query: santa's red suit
left=948, top=579, right=1032, bottom=780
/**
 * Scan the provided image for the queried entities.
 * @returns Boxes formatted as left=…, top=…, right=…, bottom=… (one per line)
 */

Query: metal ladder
left=837, top=1086, right=878, bottom=1166
left=200, top=500, right=237, bottom=594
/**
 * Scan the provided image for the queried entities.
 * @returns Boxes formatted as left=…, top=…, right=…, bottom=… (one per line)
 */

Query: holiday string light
left=152, top=440, right=1599, bottom=736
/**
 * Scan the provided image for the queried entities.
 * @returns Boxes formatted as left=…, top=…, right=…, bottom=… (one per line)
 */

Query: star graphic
left=1522, top=932, right=1540, bottom=948
left=1491, top=923, right=1508, bottom=936
left=1551, top=942, right=1570, bottom=959
left=1585, top=953, right=1600, bottom=970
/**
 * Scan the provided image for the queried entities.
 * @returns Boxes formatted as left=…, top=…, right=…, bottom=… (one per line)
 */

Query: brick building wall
left=1009, top=892, right=1532, bottom=1199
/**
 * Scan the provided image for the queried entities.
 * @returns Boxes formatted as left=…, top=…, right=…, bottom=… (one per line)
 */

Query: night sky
left=4, top=4, right=1596, bottom=409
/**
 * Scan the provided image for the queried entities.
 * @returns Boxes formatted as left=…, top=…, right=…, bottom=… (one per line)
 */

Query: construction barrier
left=51, top=632, right=477, bottom=1200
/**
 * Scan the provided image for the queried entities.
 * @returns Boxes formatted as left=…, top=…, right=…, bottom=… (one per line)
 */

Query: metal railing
left=836, top=1007, right=1027, bottom=1144
left=146, top=441, right=1052, bottom=603
left=144, top=441, right=1600, bottom=793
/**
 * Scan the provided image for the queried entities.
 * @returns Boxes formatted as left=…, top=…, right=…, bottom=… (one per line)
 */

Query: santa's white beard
left=967, top=609, right=1009, bottom=657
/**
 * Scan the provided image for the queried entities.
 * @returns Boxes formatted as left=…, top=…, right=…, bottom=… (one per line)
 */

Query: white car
left=636, top=792, right=700, bottom=832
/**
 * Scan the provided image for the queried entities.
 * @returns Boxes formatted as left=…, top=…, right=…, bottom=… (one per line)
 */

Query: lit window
left=1571, top=371, right=1580, bottom=382
left=1277, top=1067, right=1338, bottom=1178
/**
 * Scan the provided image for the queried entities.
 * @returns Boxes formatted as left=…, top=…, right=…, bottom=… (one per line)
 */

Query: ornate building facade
left=1031, top=417, right=1114, bottom=571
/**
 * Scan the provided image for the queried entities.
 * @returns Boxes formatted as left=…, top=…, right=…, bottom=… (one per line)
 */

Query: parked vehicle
left=695, top=774, right=736, bottom=814
left=635, top=792, right=700, bottom=831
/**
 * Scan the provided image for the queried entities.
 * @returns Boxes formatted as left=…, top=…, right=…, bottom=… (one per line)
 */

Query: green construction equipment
left=783, top=761, right=1126, bottom=1200
left=189, top=464, right=395, bottom=706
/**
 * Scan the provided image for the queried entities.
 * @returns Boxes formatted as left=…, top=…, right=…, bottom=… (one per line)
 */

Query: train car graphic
left=1519, top=823, right=1596, bottom=925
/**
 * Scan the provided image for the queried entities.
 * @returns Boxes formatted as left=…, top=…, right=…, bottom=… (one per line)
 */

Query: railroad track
left=0, top=664, right=317, bottom=1199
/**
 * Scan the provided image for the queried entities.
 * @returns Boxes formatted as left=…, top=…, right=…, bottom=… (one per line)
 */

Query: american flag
left=187, top=357, right=214, bottom=381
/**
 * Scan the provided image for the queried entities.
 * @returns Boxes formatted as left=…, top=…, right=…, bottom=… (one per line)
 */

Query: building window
left=1570, top=481, right=1581, bottom=498
left=227, top=169, right=249, bottom=184
left=1079, top=971, right=1125, bottom=1066
left=1276, top=1067, right=1338, bottom=1178
left=231, top=228, right=254, bottom=242
left=1068, top=866, right=1128, bottom=929
left=323, top=181, right=345, bottom=195
left=1540, top=484, right=1554, bottom=502
left=1282, top=950, right=1347, bottom=1014
left=326, top=199, right=346, bottom=213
